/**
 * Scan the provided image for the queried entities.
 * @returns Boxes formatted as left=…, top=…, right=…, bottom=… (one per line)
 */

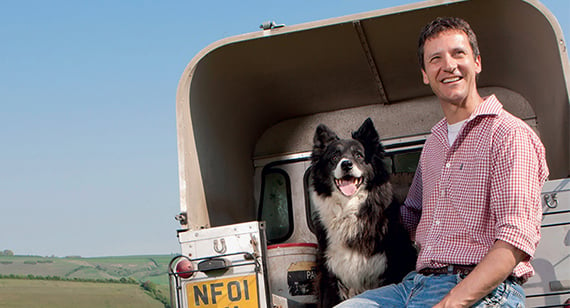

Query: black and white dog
left=310, top=118, right=417, bottom=307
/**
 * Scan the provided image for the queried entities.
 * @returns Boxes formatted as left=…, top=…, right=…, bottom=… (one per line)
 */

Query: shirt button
left=435, top=220, right=441, bottom=226
left=445, top=162, right=451, bottom=168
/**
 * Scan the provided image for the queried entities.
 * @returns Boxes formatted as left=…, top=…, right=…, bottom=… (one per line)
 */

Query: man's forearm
left=434, top=240, right=527, bottom=308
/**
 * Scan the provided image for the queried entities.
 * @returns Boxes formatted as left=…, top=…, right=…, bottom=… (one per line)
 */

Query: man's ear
left=475, top=55, right=482, bottom=74
left=421, top=69, right=429, bottom=85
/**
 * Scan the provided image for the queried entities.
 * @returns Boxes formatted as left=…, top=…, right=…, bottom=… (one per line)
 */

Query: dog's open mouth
left=335, top=176, right=363, bottom=197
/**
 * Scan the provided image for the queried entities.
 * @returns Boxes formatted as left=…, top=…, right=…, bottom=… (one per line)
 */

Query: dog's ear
left=314, top=124, right=339, bottom=148
left=353, top=118, right=390, bottom=184
left=352, top=118, right=385, bottom=160
left=312, top=124, right=339, bottom=158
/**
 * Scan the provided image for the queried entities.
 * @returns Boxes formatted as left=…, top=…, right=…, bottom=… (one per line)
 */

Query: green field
left=0, top=254, right=173, bottom=285
left=0, top=279, right=164, bottom=308
left=0, top=254, right=176, bottom=307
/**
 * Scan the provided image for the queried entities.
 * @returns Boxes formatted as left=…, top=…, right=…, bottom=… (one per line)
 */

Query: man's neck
left=440, top=94, right=484, bottom=124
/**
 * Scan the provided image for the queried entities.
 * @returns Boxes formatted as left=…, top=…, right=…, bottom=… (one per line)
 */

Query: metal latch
left=175, top=212, right=188, bottom=225
left=198, top=258, right=231, bottom=273
left=544, top=193, right=558, bottom=208
left=260, top=21, right=285, bottom=30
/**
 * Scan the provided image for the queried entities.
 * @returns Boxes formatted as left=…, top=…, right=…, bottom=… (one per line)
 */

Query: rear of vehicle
left=168, top=0, right=570, bottom=306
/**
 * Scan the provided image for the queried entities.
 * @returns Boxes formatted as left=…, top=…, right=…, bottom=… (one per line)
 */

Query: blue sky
left=1, top=0, right=568, bottom=257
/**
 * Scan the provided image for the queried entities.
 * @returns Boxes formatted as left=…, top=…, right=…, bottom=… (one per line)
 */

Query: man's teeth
left=443, top=76, right=461, bottom=83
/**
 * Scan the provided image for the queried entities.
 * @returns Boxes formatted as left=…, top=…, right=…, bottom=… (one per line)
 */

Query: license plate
left=185, top=274, right=259, bottom=307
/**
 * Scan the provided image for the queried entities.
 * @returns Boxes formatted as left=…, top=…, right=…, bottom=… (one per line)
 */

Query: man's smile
left=441, top=76, right=462, bottom=84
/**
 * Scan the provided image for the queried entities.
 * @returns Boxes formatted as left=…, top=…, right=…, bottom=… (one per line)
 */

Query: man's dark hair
left=418, top=17, right=480, bottom=70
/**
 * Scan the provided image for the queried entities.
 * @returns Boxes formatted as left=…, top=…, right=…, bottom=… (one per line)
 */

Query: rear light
left=563, top=298, right=569, bottom=308
left=175, top=258, right=195, bottom=279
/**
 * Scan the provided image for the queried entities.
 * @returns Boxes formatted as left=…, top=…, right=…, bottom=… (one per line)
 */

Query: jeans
left=334, top=271, right=525, bottom=308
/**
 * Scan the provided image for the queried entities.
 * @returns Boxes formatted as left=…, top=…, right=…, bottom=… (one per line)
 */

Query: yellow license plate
left=186, top=274, right=259, bottom=307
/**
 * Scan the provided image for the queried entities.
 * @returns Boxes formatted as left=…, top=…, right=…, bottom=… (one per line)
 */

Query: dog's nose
left=341, top=160, right=353, bottom=171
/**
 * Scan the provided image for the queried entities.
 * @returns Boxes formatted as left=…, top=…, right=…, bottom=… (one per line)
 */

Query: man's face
left=421, top=30, right=481, bottom=106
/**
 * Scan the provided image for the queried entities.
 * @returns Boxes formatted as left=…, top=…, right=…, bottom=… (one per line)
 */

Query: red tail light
left=175, top=258, right=195, bottom=279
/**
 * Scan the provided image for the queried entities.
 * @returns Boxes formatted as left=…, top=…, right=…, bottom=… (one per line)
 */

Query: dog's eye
left=331, top=151, right=341, bottom=162
left=354, top=151, right=364, bottom=160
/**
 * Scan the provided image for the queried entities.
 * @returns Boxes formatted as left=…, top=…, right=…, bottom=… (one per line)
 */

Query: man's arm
left=400, top=161, right=423, bottom=241
left=434, top=240, right=527, bottom=308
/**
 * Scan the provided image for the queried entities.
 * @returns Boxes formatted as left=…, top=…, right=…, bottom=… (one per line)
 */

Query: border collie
left=310, top=118, right=417, bottom=307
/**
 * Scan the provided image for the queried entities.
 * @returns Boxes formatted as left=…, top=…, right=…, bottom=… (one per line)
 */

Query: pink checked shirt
left=401, top=95, right=549, bottom=280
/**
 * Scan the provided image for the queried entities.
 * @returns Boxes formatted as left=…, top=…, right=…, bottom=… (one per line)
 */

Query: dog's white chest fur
left=311, top=189, right=388, bottom=297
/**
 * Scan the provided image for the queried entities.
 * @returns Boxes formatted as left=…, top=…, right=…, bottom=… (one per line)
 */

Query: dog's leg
left=317, top=266, right=342, bottom=308
left=314, top=219, right=343, bottom=308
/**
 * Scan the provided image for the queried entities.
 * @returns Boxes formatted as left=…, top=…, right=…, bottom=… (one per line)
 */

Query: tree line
left=0, top=273, right=138, bottom=284
left=0, top=250, right=14, bottom=256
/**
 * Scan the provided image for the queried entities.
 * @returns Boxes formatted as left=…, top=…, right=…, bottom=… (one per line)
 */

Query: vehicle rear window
left=258, top=168, right=293, bottom=243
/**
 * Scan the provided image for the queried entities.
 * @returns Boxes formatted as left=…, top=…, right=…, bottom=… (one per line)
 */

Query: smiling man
left=419, top=22, right=482, bottom=125
left=335, top=17, right=549, bottom=308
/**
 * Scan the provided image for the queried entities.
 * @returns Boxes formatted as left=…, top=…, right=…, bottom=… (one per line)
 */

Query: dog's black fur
left=310, top=118, right=417, bottom=307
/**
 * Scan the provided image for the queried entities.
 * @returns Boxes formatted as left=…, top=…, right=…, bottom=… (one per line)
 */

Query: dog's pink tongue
left=338, top=179, right=357, bottom=196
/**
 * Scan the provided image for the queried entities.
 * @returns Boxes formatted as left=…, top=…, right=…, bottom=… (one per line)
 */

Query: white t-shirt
left=447, top=119, right=467, bottom=146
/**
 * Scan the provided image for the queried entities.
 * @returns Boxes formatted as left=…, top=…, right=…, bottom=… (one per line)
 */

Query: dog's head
left=311, top=118, right=389, bottom=197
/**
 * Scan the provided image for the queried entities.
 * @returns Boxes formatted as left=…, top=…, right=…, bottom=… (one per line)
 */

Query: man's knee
left=334, top=297, right=381, bottom=308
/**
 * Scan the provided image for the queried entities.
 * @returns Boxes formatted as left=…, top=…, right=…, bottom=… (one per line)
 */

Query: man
left=335, top=17, right=548, bottom=308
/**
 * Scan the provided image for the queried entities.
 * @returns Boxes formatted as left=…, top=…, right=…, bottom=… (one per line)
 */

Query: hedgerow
left=0, top=274, right=138, bottom=284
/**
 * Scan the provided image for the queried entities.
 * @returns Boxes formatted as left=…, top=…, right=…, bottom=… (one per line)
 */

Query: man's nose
left=442, top=54, right=457, bottom=72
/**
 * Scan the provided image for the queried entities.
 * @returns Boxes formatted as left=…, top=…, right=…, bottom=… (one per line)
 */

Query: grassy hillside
left=0, top=254, right=175, bottom=307
left=0, top=254, right=173, bottom=285
left=0, top=279, right=164, bottom=308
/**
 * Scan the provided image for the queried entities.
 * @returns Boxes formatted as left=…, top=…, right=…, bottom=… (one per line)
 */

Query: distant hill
left=0, top=254, right=174, bottom=286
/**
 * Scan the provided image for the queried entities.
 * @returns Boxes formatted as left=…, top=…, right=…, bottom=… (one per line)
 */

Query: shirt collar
left=431, top=94, right=503, bottom=137
left=467, top=94, right=503, bottom=121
